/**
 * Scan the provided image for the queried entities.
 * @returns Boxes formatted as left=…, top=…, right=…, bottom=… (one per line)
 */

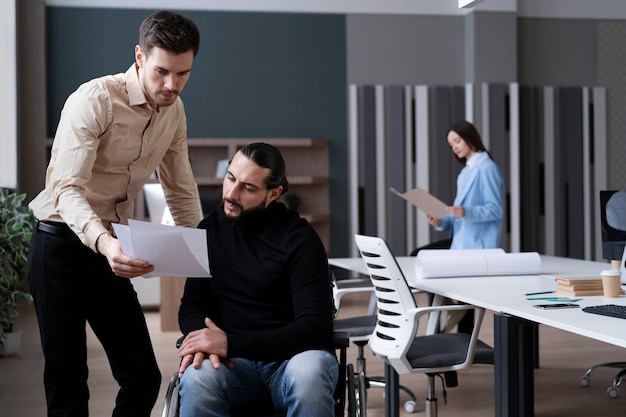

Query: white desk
left=329, top=255, right=626, bottom=417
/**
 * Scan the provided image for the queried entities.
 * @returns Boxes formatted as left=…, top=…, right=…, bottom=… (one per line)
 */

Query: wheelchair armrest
left=332, top=330, right=350, bottom=349
left=176, top=335, right=185, bottom=349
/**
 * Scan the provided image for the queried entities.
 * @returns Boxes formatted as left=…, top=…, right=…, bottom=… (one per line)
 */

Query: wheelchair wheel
left=346, top=364, right=367, bottom=417
left=162, top=372, right=180, bottom=417
left=347, top=364, right=357, bottom=417
left=356, top=370, right=367, bottom=417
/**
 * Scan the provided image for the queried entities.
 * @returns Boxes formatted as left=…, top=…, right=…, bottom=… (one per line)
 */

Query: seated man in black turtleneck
left=177, top=142, right=338, bottom=417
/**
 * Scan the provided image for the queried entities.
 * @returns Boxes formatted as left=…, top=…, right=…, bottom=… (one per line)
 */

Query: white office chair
left=331, top=273, right=418, bottom=413
left=353, top=234, right=494, bottom=417
left=143, top=182, right=174, bottom=225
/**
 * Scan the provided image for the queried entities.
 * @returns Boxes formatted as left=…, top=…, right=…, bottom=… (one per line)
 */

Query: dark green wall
left=46, top=7, right=349, bottom=256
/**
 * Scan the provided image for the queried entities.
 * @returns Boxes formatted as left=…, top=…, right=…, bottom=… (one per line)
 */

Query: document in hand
left=414, top=248, right=541, bottom=279
left=112, top=219, right=210, bottom=278
left=390, top=187, right=448, bottom=218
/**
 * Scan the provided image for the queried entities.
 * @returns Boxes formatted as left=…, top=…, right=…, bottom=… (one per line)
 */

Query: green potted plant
left=0, top=188, right=35, bottom=356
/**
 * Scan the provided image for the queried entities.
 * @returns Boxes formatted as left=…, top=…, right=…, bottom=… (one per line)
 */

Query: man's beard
left=150, top=88, right=179, bottom=107
left=142, top=75, right=179, bottom=107
left=218, top=198, right=268, bottom=226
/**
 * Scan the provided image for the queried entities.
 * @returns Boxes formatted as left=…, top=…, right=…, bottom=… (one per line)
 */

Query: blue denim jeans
left=178, top=349, right=339, bottom=417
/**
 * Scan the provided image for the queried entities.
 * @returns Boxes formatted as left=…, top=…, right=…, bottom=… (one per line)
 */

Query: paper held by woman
left=389, top=187, right=448, bottom=218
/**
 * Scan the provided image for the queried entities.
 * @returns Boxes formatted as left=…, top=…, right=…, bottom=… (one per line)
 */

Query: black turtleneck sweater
left=178, top=201, right=333, bottom=361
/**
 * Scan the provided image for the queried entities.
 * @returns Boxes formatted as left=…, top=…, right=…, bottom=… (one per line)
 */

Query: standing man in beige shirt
left=27, top=10, right=203, bottom=417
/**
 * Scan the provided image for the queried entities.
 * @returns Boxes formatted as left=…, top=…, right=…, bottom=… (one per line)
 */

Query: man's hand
left=96, top=233, right=154, bottom=278
left=178, top=317, right=231, bottom=375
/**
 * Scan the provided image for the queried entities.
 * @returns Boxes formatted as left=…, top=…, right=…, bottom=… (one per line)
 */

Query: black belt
left=35, top=220, right=79, bottom=241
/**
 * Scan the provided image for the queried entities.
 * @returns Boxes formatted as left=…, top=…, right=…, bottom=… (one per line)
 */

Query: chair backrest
left=600, top=190, right=626, bottom=261
left=143, top=183, right=170, bottom=224
left=143, top=182, right=202, bottom=226
left=354, top=234, right=418, bottom=359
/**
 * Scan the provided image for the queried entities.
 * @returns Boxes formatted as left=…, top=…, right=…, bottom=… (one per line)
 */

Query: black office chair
left=579, top=190, right=626, bottom=398
left=332, top=274, right=418, bottom=413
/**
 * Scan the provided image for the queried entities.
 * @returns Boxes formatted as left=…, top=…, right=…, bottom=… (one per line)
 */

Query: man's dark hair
left=239, top=143, right=289, bottom=195
left=139, top=10, right=200, bottom=57
left=447, top=120, right=491, bottom=165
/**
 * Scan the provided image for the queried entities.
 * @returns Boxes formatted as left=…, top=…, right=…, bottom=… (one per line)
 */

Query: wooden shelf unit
left=45, top=137, right=330, bottom=251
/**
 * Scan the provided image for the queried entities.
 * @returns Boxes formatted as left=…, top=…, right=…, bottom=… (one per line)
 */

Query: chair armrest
left=332, top=278, right=375, bottom=312
left=418, top=303, right=481, bottom=330
left=332, top=331, right=350, bottom=349
left=176, top=335, right=185, bottom=349
left=385, top=304, right=486, bottom=373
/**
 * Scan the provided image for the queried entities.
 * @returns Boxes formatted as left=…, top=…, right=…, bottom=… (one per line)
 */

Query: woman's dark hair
left=447, top=120, right=491, bottom=165
left=139, top=10, right=200, bottom=57
left=238, top=143, right=289, bottom=195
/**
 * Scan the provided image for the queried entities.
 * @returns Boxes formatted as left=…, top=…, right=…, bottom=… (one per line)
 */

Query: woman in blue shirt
left=429, top=120, right=505, bottom=249
left=426, top=120, right=505, bottom=336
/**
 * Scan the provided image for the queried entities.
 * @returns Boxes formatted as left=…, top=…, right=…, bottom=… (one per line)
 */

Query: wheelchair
left=162, top=331, right=366, bottom=417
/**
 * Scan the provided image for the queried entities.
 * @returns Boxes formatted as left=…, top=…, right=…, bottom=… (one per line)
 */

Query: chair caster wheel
left=579, top=376, right=590, bottom=387
left=607, top=386, right=619, bottom=398
left=403, top=400, right=416, bottom=413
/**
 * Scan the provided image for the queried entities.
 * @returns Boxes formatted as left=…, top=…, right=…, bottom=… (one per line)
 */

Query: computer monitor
left=600, top=190, right=626, bottom=262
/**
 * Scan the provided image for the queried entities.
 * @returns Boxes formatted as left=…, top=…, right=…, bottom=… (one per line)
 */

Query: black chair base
left=580, top=361, right=626, bottom=398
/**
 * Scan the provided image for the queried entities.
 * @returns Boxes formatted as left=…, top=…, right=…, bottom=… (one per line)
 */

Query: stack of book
left=555, top=276, right=623, bottom=296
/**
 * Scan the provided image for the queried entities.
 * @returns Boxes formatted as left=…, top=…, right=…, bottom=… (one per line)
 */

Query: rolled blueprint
left=414, top=248, right=541, bottom=279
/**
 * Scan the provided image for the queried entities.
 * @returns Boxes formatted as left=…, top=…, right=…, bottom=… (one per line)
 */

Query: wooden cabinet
left=187, top=138, right=330, bottom=252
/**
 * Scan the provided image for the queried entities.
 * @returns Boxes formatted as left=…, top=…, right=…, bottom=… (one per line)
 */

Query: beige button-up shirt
left=30, top=63, right=203, bottom=252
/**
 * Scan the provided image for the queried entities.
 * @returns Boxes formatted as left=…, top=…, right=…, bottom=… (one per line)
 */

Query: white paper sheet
left=112, top=219, right=210, bottom=278
left=414, top=249, right=541, bottom=279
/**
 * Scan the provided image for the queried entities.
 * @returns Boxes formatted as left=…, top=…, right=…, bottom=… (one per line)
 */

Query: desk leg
left=532, top=324, right=540, bottom=369
left=384, top=363, right=400, bottom=417
left=494, top=314, right=535, bottom=417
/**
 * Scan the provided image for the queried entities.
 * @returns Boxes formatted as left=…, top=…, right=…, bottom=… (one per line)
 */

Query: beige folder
left=390, top=187, right=448, bottom=219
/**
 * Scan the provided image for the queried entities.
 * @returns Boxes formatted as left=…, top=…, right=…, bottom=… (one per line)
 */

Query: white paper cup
left=601, top=269, right=622, bottom=298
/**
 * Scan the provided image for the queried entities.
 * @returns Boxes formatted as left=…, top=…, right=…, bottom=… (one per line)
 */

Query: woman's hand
left=446, top=206, right=465, bottom=218
left=427, top=214, right=442, bottom=227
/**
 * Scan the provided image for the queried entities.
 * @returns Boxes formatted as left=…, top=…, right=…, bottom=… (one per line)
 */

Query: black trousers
left=28, top=223, right=161, bottom=417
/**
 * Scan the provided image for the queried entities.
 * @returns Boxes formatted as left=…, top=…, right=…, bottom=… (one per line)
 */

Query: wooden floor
left=2, top=291, right=626, bottom=417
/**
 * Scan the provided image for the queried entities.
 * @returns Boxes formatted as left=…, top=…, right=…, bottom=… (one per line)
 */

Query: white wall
left=43, top=0, right=514, bottom=15
left=43, top=0, right=626, bottom=20
left=1, top=0, right=17, bottom=189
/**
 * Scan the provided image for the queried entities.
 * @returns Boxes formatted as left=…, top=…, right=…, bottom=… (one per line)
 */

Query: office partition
left=519, top=86, right=606, bottom=259
left=348, top=83, right=606, bottom=260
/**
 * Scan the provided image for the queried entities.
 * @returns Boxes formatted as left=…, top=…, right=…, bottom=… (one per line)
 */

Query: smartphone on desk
left=533, top=303, right=580, bottom=310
